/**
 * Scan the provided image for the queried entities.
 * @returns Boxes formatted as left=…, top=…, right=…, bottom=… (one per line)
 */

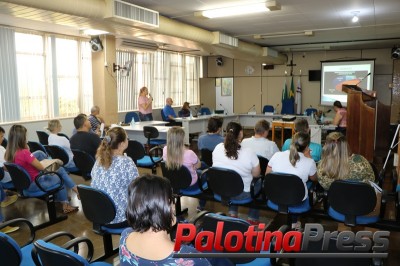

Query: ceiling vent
left=212, top=32, right=238, bottom=48
left=105, top=0, right=159, bottom=28
left=116, top=38, right=159, bottom=52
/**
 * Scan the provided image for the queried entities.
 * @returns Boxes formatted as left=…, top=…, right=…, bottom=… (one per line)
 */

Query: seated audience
left=0, top=127, right=18, bottom=208
left=241, top=119, right=279, bottom=160
left=120, top=174, right=211, bottom=266
left=282, top=118, right=322, bottom=162
left=88, top=105, right=105, bottom=134
left=197, top=116, right=224, bottom=151
left=47, top=120, right=76, bottom=169
left=178, top=102, right=191, bottom=117
left=212, top=122, right=261, bottom=224
left=162, top=97, right=182, bottom=126
left=162, top=127, right=205, bottom=211
left=5, top=125, right=78, bottom=214
left=266, top=132, right=317, bottom=229
left=317, top=132, right=374, bottom=191
left=70, top=114, right=101, bottom=158
left=91, top=127, right=139, bottom=226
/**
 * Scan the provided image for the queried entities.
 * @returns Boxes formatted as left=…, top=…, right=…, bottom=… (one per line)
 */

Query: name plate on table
left=247, top=111, right=257, bottom=115
left=265, top=112, right=274, bottom=115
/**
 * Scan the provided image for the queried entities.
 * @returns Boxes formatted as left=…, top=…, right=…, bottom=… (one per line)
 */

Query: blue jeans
left=139, top=112, right=153, bottom=121
left=228, top=179, right=261, bottom=220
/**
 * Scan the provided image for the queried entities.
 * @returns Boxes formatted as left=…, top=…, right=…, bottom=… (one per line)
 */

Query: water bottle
left=131, top=117, right=135, bottom=126
left=303, top=110, right=307, bottom=116
left=190, top=110, right=193, bottom=119
left=320, top=113, right=325, bottom=123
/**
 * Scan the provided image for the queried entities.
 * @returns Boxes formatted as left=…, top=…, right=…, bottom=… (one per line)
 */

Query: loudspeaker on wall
left=391, top=47, right=400, bottom=59
left=89, top=36, right=103, bottom=52
left=216, top=57, right=223, bottom=66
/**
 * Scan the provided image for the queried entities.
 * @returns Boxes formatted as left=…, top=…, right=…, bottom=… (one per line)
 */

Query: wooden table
left=271, top=120, right=296, bottom=147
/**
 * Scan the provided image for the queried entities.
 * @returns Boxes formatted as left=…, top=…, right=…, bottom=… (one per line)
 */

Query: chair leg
left=93, top=233, right=119, bottom=261
left=34, top=194, right=67, bottom=230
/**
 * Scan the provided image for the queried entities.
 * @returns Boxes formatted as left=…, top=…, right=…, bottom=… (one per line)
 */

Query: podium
left=342, top=85, right=390, bottom=162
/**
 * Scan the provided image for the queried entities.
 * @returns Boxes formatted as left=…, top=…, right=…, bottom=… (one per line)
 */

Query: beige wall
left=201, top=48, right=394, bottom=118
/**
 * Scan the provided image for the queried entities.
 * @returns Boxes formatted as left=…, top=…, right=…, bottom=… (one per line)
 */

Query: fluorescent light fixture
left=351, top=11, right=359, bottom=23
left=194, top=1, right=280, bottom=19
left=254, top=31, right=313, bottom=39
left=81, top=29, right=109, bottom=36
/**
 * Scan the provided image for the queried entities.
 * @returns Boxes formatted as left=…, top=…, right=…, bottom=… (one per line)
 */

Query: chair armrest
left=42, top=231, right=78, bottom=253
left=148, top=146, right=163, bottom=164
left=197, top=169, right=208, bottom=192
left=250, top=176, right=263, bottom=199
left=188, top=210, right=211, bottom=225
left=379, top=189, right=388, bottom=219
left=62, top=236, right=94, bottom=262
left=0, top=218, right=35, bottom=247
left=34, top=171, right=64, bottom=193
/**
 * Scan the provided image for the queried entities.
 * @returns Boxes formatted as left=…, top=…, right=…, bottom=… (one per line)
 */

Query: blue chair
left=305, top=108, right=317, bottom=116
left=192, top=212, right=283, bottom=266
left=32, top=237, right=112, bottom=266
left=125, top=140, right=162, bottom=174
left=263, top=173, right=313, bottom=226
left=327, top=180, right=382, bottom=226
left=57, top=132, right=70, bottom=140
left=124, top=111, right=140, bottom=124
left=161, top=161, right=207, bottom=216
left=199, top=107, right=211, bottom=115
left=262, top=105, right=274, bottom=113
left=4, top=163, right=67, bottom=229
left=0, top=167, right=14, bottom=190
left=143, top=126, right=167, bottom=146
left=71, top=149, right=95, bottom=181
left=45, top=145, right=79, bottom=173
left=27, top=141, right=48, bottom=155
left=36, top=130, right=49, bottom=145
left=0, top=218, right=77, bottom=266
left=202, top=167, right=254, bottom=206
left=160, top=109, right=167, bottom=121
left=77, top=185, right=128, bottom=260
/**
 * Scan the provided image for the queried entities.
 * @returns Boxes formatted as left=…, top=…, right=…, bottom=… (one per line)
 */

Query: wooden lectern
left=342, top=84, right=390, bottom=162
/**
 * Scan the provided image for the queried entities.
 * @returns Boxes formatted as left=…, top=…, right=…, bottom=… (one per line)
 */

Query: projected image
left=320, top=60, right=374, bottom=106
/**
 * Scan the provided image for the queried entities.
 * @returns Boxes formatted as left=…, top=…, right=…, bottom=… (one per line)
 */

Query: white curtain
left=0, top=27, right=20, bottom=122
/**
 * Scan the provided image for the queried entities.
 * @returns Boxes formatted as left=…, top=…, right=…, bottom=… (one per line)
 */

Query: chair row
left=0, top=218, right=111, bottom=266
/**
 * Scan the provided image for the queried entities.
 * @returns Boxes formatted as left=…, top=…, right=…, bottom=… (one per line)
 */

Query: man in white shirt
left=241, top=119, right=279, bottom=160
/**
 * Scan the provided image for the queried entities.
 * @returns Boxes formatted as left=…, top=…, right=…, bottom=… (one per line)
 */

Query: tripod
left=379, top=124, right=400, bottom=190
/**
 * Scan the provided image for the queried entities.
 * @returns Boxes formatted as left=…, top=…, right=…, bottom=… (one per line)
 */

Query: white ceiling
left=127, top=0, right=400, bottom=52
left=0, top=0, right=399, bottom=58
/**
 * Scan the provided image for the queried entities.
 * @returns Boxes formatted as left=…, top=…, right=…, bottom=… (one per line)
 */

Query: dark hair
left=126, top=174, right=174, bottom=233
left=207, top=117, right=223, bottom=133
left=73, top=113, right=87, bottom=129
left=333, top=101, right=342, bottom=108
left=96, top=127, right=127, bottom=169
left=289, top=132, right=310, bottom=167
left=224, top=121, right=242, bottom=160
left=0, top=126, right=5, bottom=134
left=254, top=119, right=269, bottom=135
left=294, top=118, right=309, bottom=133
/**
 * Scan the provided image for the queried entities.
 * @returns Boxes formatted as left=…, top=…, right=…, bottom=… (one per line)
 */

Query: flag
left=295, top=77, right=302, bottom=114
left=281, top=77, right=295, bottom=114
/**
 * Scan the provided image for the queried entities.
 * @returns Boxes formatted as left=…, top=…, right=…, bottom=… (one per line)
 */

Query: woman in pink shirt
left=138, top=86, right=153, bottom=121
left=5, top=125, right=79, bottom=214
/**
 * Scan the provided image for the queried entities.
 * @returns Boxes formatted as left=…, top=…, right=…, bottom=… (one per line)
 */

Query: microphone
left=190, top=106, right=198, bottom=116
left=325, top=109, right=332, bottom=113
left=355, top=72, right=371, bottom=87
left=247, top=104, right=256, bottom=112
left=220, top=104, right=228, bottom=115
left=149, top=93, right=153, bottom=101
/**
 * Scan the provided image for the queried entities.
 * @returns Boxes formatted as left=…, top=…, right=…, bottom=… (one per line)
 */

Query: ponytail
left=224, top=122, right=242, bottom=160
left=289, top=132, right=310, bottom=167
left=96, top=127, right=127, bottom=169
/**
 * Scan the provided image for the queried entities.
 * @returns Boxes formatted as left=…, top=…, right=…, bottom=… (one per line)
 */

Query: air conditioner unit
left=105, top=0, right=159, bottom=28
left=212, top=32, right=238, bottom=48
left=116, top=38, right=159, bottom=52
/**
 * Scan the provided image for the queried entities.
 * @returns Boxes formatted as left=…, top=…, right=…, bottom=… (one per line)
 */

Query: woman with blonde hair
left=47, top=119, right=75, bottom=169
left=91, top=127, right=139, bottom=225
left=5, top=125, right=78, bottom=213
left=317, top=132, right=374, bottom=191
left=162, top=127, right=204, bottom=210
left=138, top=86, right=153, bottom=121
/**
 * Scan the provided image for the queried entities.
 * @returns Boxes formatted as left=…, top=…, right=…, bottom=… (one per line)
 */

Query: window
left=116, top=50, right=200, bottom=112
left=0, top=27, right=93, bottom=123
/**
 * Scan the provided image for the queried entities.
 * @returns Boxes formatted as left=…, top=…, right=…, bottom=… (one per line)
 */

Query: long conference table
left=116, top=114, right=336, bottom=145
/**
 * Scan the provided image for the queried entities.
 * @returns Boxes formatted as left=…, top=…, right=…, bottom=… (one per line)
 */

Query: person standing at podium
left=138, top=86, right=153, bottom=121
left=327, top=100, right=347, bottom=135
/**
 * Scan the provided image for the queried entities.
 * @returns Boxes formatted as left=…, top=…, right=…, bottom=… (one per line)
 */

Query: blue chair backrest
left=4, top=163, right=32, bottom=191
left=124, top=112, right=140, bottom=124
left=160, top=109, right=167, bottom=121
left=263, top=105, right=274, bottom=113
left=0, top=232, right=23, bottom=266
left=305, top=108, right=318, bottom=116
left=199, top=107, right=211, bottom=115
